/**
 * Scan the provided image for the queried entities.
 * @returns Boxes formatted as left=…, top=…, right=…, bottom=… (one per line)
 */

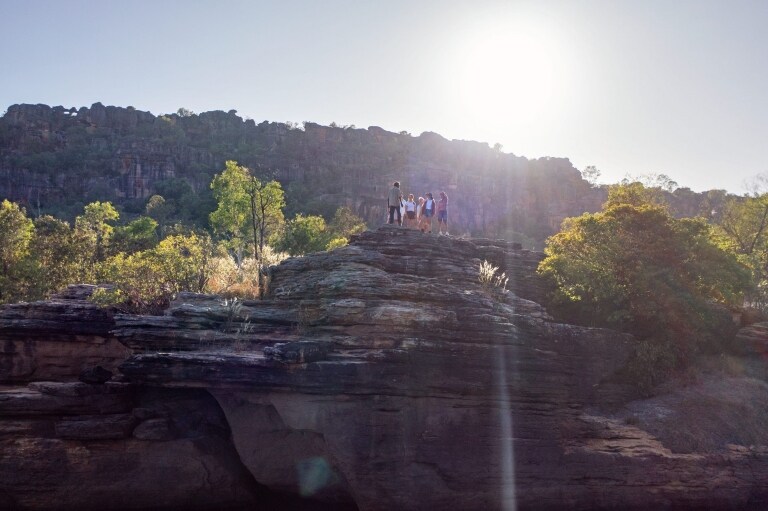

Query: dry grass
left=205, top=249, right=288, bottom=299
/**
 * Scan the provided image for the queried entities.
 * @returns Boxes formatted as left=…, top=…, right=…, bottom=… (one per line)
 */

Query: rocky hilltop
left=0, top=102, right=632, bottom=244
left=2, top=228, right=768, bottom=510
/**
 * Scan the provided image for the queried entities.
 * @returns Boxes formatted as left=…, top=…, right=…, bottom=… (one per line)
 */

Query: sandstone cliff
left=0, top=102, right=605, bottom=244
left=2, top=228, right=768, bottom=510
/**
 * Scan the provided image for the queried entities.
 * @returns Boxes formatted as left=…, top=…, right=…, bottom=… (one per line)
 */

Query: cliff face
left=2, top=228, right=768, bottom=510
left=1, top=102, right=608, bottom=243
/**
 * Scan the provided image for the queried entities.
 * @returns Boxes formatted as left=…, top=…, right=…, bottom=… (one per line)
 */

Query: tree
left=145, top=195, right=173, bottom=233
left=274, top=214, right=328, bottom=256
left=0, top=200, right=34, bottom=303
left=29, top=215, right=91, bottom=298
left=210, top=161, right=250, bottom=261
left=326, top=206, right=367, bottom=249
left=715, top=193, right=768, bottom=308
left=110, top=216, right=159, bottom=255
left=245, top=176, right=285, bottom=259
left=210, top=161, right=285, bottom=262
left=621, top=173, right=678, bottom=192
left=538, top=185, right=750, bottom=360
left=75, top=201, right=119, bottom=263
left=605, top=181, right=666, bottom=208
left=96, top=232, right=214, bottom=311
left=581, top=165, right=601, bottom=185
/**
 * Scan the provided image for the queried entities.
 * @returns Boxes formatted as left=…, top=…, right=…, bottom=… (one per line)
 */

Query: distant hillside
left=0, top=103, right=726, bottom=246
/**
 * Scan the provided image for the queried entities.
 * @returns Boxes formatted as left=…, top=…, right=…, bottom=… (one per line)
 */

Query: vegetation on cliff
left=539, top=183, right=753, bottom=388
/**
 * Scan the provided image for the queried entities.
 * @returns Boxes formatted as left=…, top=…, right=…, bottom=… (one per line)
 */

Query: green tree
left=210, top=161, right=285, bottom=262
left=145, top=194, right=173, bottom=233
left=96, top=232, right=214, bottom=311
left=75, top=201, right=119, bottom=263
left=210, top=161, right=251, bottom=261
left=715, top=193, right=768, bottom=308
left=274, top=214, right=328, bottom=256
left=605, top=181, right=666, bottom=208
left=538, top=186, right=749, bottom=360
left=110, top=216, right=159, bottom=255
left=29, top=215, right=92, bottom=297
left=326, top=206, right=367, bottom=249
left=245, top=176, right=285, bottom=259
left=0, top=200, right=35, bottom=303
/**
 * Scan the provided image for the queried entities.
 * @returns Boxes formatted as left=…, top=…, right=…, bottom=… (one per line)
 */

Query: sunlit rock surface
left=2, top=227, right=768, bottom=510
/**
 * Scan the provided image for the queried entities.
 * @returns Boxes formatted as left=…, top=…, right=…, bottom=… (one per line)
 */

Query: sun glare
left=453, top=24, right=562, bottom=128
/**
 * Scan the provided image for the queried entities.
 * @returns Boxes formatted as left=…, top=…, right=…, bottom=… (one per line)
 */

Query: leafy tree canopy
left=0, top=200, right=35, bottom=302
left=715, top=192, right=768, bottom=309
left=538, top=184, right=750, bottom=359
left=209, top=160, right=285, bottom=261
left=274, top=214, right=328, bottom=256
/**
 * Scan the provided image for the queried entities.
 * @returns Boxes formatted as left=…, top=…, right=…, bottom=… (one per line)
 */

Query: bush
left=623, top=339, right=677, bottom=396
left=94, top=233, right=213, bottom=312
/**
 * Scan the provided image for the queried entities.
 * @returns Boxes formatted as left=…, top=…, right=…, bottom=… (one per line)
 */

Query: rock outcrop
left=2, top=228, right=768, bottom=510
left=0, top=285, right=130, bottom=382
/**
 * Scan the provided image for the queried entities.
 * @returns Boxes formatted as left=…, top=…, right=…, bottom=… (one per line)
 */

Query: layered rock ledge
left=3, top=227, right=768, bottom=510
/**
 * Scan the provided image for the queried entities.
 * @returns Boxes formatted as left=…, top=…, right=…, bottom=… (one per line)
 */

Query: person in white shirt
left=403, top=194, right=417, bottom=229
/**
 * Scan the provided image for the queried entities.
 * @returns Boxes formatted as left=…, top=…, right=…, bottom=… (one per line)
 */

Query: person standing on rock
left=416, top=196, right=426, bottom=230
left=387, top=181, right=403, bottom=226
left=403, top=194, right=417, bottom=228
left=422, top=192, right=435, bottom=233
left=437, top=191, right=449, bottom=235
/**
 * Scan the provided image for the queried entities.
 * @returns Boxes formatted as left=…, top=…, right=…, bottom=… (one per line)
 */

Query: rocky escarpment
left=3, top=228, right=768, bottom=510
left=1, top=102, right=604, bottom=243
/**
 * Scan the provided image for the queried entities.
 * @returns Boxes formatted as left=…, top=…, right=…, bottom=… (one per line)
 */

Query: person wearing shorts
left=404, top=194, right=417, bottom=228
left=437, top=191, right=448, bottom=235
left=422, top=192, right=435, bottom=233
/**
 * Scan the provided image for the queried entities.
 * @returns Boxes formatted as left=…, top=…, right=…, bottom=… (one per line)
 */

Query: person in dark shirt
left=387, top=181, right=402, bottom=226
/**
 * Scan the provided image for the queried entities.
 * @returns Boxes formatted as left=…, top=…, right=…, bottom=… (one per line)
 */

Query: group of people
left=387, top=181, right=449, bottom=235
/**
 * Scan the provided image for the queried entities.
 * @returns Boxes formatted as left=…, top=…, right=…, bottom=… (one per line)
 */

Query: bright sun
left=453, top=24, right=562, bottom=128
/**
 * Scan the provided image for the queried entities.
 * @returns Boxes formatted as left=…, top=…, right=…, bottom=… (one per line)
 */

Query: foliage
left=273, top=206, right=367, bottom=255
left=538, top=185, right=750, bottom=364
left=581, top=165, right=601, bottom=185
left=623, top=340, right=678, bottom=396
left=0, top=200, right=35, bottom=303
left=145, top=195, right=173, bottom=232
left=605, top=181, right=666, bottom=208
left=274, top=214, right=328, bottom=256
left=210, top=160, right=285, bottom=261
left=325, top=237, right=349, bottom=251
left=75, top=201, right=119, bottom=262
left=109, top=216, right=159, bottom=255
left=328, top=206, right=367, bottom=239
left=715, top=193, right=768, bottom=310
left=28, top=215, right=93, bottom=298
left=95, top=232, right=214, bottom=312
left=621, top=173, right=679, bottom=192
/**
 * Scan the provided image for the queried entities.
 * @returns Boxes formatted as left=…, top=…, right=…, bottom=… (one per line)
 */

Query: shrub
left=478, top=260, right=508, bottom=292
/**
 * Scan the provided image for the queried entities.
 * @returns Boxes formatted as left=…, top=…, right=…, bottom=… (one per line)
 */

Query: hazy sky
left=2, top=0, right=767, bottom=193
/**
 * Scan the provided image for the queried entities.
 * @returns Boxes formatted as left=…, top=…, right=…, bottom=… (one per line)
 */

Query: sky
left=2, top=0, right=768, bottom=194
